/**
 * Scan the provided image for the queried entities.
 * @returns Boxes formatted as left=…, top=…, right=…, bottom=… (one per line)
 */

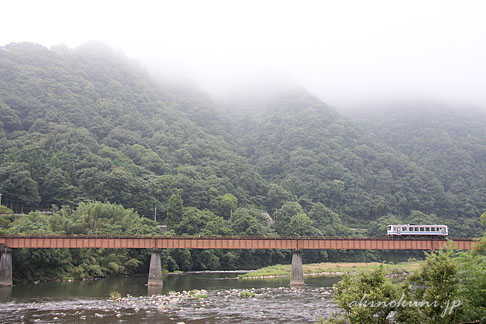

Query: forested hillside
left=0, top=42, right=266, bottom=217
left=232, top=93, right=445, bottom=222
left=1, top=43, right=485, bottom=236
left=0, top=43, right=485, bottom=281
left=348, top=103, right=486, bottom=234
left=0, top=42, right=276, bottom=281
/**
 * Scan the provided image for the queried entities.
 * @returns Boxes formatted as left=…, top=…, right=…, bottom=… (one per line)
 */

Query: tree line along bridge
left=0, top=235, right=476, bottom=287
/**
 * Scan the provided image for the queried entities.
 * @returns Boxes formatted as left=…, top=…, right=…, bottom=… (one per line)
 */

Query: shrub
left=240, top=290, right=256, bottom=298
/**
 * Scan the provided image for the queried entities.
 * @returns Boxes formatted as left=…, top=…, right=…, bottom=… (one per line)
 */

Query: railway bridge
left=0, top=235, right=475, bottom=287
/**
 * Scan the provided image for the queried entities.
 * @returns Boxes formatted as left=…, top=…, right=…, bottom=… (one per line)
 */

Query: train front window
left=388, top=226, right=391, bottom=231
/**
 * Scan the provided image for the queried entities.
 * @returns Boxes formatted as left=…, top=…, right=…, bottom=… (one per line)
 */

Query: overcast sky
left=2, top=0, right=486, bottom=107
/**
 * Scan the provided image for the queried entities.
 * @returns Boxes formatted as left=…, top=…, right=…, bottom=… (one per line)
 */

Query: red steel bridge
left=0, top=235, right=477, bottom=287
left=0, top=235, right=474, bottom=250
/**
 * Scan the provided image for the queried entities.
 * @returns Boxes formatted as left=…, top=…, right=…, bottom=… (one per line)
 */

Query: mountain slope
left=0, top=43, right=484, bottom=237
left=228, top=92, right=444, bottom=221
left=348, top=102, right=486, bottom=221
left=229, top=95, right=485, bottom=235
left=0, top=42, right=266, bottom=216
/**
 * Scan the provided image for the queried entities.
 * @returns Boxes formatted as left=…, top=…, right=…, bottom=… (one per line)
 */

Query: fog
left=2, top=0, right=486, bottom=108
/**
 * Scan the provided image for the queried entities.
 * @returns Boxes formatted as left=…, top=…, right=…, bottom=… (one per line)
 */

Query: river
left=0, top=273, right=340, bottom=323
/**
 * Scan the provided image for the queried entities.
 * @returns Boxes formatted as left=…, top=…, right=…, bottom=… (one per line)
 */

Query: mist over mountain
left=0, top=42, right=485, bottom=240
left=348, top=102, right=486, bottom=219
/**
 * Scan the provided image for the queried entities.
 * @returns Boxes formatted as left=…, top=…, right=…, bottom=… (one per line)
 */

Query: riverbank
left=238, top=261, right=422, bottom=279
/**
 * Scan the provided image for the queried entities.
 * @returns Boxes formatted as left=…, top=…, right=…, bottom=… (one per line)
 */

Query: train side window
left=420, top=227, right=424, bottom=231
left=415, top=227, right=419, bottom=231
left=431, top=227, right=436, bottom=231
left=425, top=227, right=430, bottom=231
left=402, top=227, right=407, bottom=231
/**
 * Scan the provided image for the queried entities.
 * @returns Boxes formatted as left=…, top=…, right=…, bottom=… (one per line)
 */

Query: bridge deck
left=0, top=235, right=475, bottom=250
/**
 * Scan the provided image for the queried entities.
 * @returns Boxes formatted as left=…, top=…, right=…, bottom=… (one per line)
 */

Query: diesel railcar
left=387, top=224, right=448, bottom=237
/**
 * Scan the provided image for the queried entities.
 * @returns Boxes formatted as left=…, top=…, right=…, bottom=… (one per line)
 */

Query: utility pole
left=154, top=205, right=157, bottom=222
left=0, top=193, right=2, bottom=206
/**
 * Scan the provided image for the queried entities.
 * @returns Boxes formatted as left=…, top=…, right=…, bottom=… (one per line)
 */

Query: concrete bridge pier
left=290, top=250, right=304, bottom=286
left=146, top=249, right=163, bottom=286
left=0, top=245, right=12, bottom=287
left=147, top=285, right=163, bottom=296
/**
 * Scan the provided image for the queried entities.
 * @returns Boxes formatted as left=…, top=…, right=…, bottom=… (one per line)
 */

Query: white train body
left=387, top=224, right=448, bottom=237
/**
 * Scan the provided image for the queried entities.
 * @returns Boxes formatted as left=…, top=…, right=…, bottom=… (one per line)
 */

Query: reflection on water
left=0, top=273, right=340, bottom=323
left=0, top=286, right=12, bottom=302
left=146, top=285, right=163, bottom=296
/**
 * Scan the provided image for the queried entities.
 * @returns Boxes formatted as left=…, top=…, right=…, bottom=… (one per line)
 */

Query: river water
left=0, top=273, right=340, bottom=323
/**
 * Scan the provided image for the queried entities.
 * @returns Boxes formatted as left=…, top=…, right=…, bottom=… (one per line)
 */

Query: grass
left=189, top=289, right=209, bottom=299
left=109, top=290, right=122, bottom=300
left=240, top=290, right=256, bottom=298
left=238, top=261, right=422, bottom=279
left=163, top=270, right=183, bottom=274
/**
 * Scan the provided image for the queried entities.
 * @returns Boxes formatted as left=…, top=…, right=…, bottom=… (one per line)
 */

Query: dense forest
left=349, top=102, right=486, bottom=221
left=0, top=42, right=485, bottom=282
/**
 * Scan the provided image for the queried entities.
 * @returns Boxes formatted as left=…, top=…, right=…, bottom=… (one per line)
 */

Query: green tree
left=5, top=202, right=158, bottom=283
left=408, top=210, right=439, bottom=225
left=0, top=100, right=22, bottom=131
left=0, top=206, right=13, bottom=214
left=0, top=164, right=41, bottom=210
left=367, top=214, right=401, bottom=237
left=193, top=250, right=220, bottom=270
left=266, top=184, right=292, bottom=214
left=273, top=202, right=304, bottom=235
left=176, top=207, right=230, bottom=236
left=40, top=167, right=75, bottom=206
left=167, top=193, right=183, bottom=227
left=219, top=193, right=238, bottom=218
left=397, top=248, right=460, bottom=324
left=287, top=212, right=321, bottom=236
left=309, top=202, right=350, bottom=236
left=229, top=208, right=268, bottom=236
left=327, top=265, right=401, bottom=324
left=456, top=251, right=486, bottom=323
left=210, top=193, right=238, bottom=219
left=171, top=249, right=192, bottom=271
